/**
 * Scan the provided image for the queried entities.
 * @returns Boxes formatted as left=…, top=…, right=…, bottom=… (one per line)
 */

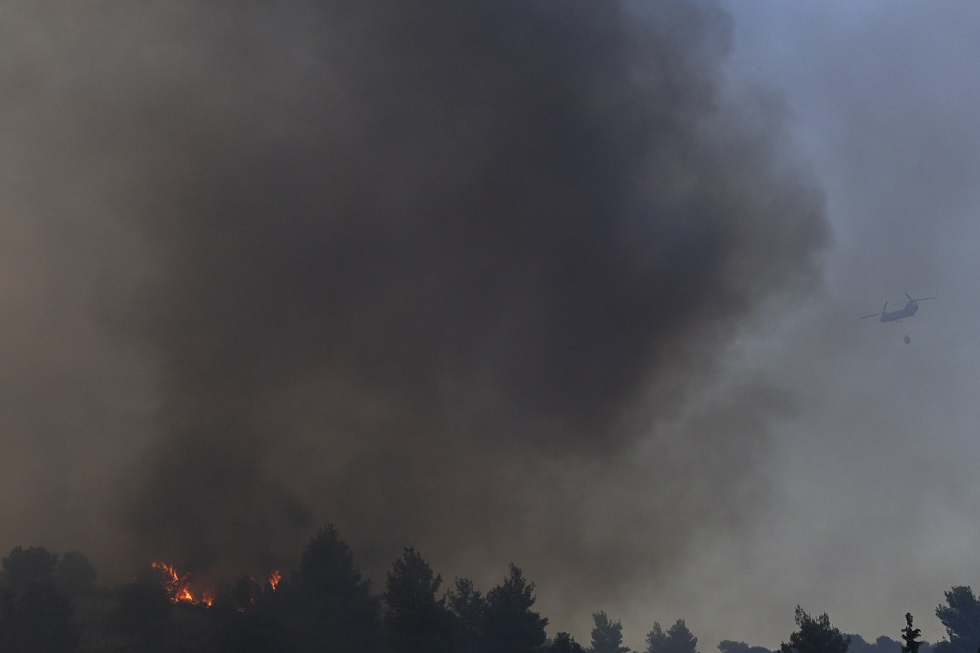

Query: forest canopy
left=0, top=525, right=955, bottom=653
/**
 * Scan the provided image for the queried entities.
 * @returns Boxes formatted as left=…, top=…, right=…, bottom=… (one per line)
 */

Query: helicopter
left=859, top=293, right=936, bottom=323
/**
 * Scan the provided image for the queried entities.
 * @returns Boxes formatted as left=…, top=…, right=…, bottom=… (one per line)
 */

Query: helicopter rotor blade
left=860, top=299, right=889, bottom=319
left=910, top=296, right=937, bottom=301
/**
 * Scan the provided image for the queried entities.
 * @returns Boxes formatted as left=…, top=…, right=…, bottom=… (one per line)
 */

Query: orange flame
left=151, top=561, right=183, bottom=600
left=268, top=569, right=282, bottom=591
left=151, top=561, right=214, bottom=607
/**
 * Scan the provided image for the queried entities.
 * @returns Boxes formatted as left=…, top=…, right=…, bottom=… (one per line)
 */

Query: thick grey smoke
left=1, top=0, right=824, bottom=626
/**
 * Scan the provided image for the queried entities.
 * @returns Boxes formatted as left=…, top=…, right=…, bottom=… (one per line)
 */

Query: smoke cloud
left=0, top=0, right=825, bottom=630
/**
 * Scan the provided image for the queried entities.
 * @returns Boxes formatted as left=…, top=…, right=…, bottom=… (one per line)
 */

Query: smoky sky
left=698, top=1, right=980, bottom=648
left=0, top=0, right=826, bottom=638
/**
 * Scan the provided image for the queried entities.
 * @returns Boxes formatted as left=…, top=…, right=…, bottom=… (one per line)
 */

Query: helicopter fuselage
left=860, top=294, right=935, bottom=323
left=878, top=300, right=918, bottom=322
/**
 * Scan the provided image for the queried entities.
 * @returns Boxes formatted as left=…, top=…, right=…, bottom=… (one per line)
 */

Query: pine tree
left=936, top=587, right=980, bottom=653
left=780, top=606, right=850, bottom=653
left=482, top=564, right=548, bottom=653
left=646, top=619, right=699, bottom=653
left=590, top=611, right=630, bottom=653
left=384, top=547, right=451, bottom=653
left=902, top=613, right=922, bottom=653
left=550, top=631, right=586, bottom=653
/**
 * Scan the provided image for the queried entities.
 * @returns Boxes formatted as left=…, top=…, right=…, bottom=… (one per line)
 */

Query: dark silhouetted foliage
left=848, top=634, right=902, bottom=653
left=384, top=547, right=451, bottom=653
left=444, top=565, right=546, bottom=653
left=590, top=610, right=630, bottom=653
left=482, top=563, right=548, bottom=653
left=0, top=546, right=75, bottom=652
left=115, top=577, right=173, bottom=642
left=230, top=574, right=263, bottom=614
left=1, top=546, right=58, bottom=591
left=719, top=641, right=775, bottom=653
left=902, top=613, right=923, bottom=653
left=0, top=582, right=75, bottom=652
left=647, top=622, right=671, bottom=653
left=0, top=528, right=952, bottom=653
left=286, top=524, right=383, bottom=653
left=446, top=577, right=484, bottom=653
left=550, top=631, right=587, bottom=653
left=54, top=550, right=98, bottom=597
left=936, top=587, right=980, bottom=653
left=780, top=606, right=850, bottom=653
left=647, top=619, right=700, bottom=653
left=210, top=578, right=291, bottom=653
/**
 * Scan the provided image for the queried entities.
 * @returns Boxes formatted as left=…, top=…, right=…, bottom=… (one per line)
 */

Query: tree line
left=0, top=524, right=976, bottom=653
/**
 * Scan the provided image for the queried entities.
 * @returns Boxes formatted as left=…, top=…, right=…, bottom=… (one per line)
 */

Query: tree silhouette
left=902, top=613, right=923, bottom=653
left=229, top=574, right=262, bottom=614
left=444, top=565, right=547, bottom=653
left=482, top=564, right=548, bottom=653
left=847, top=634, right=903, bottom=653
left=384, top=547, right=451, bottom=653
left=0, top=546, right=74, bottom=652
left=53, top=551, right=97, bottom=597
left=550, top=631, right=586, bottom=653
left=1, top=546, right=58, bottom=591
left=446, top=577, right=484, bottom=653
left=208, top=574, right=289, bottom=653
left=114, top=576, right=174, bottom=648
left=590, top=610, right=630, bottom=653
left=936, top=587, right=980, bottom=653
left=780, top=606, right=849, bottom=653
left=647, top=619, right=699, bottom=653
left=719, top=641, right=775, bottom=653
left=668, top=619, right=699, bottom=653
left=287, top=524, right=383, bottom=653
left=0, top=582, right=75, bottom=653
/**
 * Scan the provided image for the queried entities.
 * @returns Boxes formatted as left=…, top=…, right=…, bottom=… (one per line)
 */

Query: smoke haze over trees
left=0, top=529, right=959, bottom=653
left=647, top=619, right=700, bottom=653
left=98, top=0, right=825, bottom=591
left=0, top=0, right=838, bottom=644
left=7, top=0, right=980, bottom=646
left=590, top=611, right=631, bottom=653
left=780, top=607, right=850, bottom=653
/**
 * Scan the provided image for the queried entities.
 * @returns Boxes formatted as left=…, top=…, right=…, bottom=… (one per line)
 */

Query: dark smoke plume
left=4, top=0, right=824, bottom=621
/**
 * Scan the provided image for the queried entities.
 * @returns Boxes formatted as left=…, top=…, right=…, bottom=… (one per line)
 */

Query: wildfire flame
left=151, top=561, right=214, bottom=607
left=268, top=569, right=282, bottom=591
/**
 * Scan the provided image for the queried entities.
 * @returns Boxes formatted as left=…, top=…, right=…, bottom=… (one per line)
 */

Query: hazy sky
left=1, top=1, right=979, bottom=651
left=702, top=1, right=980, bottom=648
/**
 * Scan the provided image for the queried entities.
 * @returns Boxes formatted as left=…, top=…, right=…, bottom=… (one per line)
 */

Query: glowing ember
left=268, top=569, right=282, bottom=591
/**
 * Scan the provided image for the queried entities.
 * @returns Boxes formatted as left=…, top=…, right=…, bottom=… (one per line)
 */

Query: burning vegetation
left=0, top=0, right=844, bottom=650
left=147, top=560, right=275, bottom=608
left=150, top=561, right=199, bottom=605
left=268, top=569, right=282, bottom=592
left=0, top=524, right=960, bottom=653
